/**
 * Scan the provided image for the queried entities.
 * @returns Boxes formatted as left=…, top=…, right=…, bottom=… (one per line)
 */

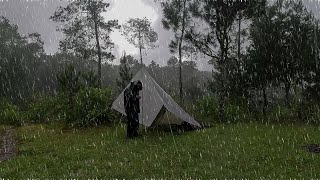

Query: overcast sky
left=0, top=0, right=320, bottom=71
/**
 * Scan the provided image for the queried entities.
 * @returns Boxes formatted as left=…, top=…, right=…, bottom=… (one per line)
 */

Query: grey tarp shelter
left=111, top=68, right=201, bottom=128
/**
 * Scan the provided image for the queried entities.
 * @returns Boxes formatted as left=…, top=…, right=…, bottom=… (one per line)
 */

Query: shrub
left=296, top=101, right=320, bottom=125
left=195, top=96, right=219, bottom=124
left=260, top=100, right=320, bottom=125
left=195, top=96, right=251, bottom=124
left=269, top=105, right=288, bottom=122
left=225, top=104, right=243, bottom=123
left=26, top=95, right=67, bottom=124
left=309, top=105, right=320, bottom=124
left=0, top=100, right=24, bottom=126
left=66, top=87, right=114, bottom=127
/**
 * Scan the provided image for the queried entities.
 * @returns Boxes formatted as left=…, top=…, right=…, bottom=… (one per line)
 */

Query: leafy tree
left=296, top=15, right=320, bottom=102
left=167, top=56, right=178, bottom=67
left=50, top=0, right=120, bottom=87
left=237, top=0, right=267, bottom=59
left=186, top=0, right=258, bottom=122
left=248, top=0, right=316, bottom=108
left=161, top=0, right=193, bottom=103
left=121, top=17, right=158, bottom=65
left=0, top=17, right=45, bottom=103
left=274, top=0, right=315, bottom=106
left=116, top=52, right=133, bottom=92
left=245, top=4, right=279, bottom=115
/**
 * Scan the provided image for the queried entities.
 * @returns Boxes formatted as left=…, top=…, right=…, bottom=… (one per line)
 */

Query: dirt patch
left=0, top=128, right=17, bottom=162
left=302, top=144, right=320, bottom=153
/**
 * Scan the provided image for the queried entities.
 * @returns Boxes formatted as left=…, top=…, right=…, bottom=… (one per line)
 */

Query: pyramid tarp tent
left=112, top=68, right=201, bottom=128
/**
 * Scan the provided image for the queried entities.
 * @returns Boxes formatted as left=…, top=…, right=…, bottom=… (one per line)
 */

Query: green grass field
left=0, top=122, right=320, bottom=178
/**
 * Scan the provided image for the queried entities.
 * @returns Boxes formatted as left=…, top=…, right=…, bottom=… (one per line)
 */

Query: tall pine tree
left=50, top=0, right=120, bottom=87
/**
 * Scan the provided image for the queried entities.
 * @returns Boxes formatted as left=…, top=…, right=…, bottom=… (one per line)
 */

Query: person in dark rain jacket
left=124, top=80, right=142, bottom=138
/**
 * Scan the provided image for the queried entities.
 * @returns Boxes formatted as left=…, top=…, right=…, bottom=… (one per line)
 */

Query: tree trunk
left=219, top=26, right=230, bottom=123
left=218, top=41, right=227, bottom=123
left=178, top=41, right=183, bottom=104
left=138, top=30, right=143, bottom=66
left=219, top=61, right=226, bottom=123
left=139, top=46, right=142, bottom=66
left=94, top=11, right=102, bottom=88
left=262, top=86, right=267, bottom=116
left=178, top=0, right=187, bottom=105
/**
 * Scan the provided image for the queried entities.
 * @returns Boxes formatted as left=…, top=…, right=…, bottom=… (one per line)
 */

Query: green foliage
left=0, top=100, right=24, bottom=126
left=266, top=101, right=320, bottom=125
left=81, top=70, right=99, bottom=88
left=247, top=0, right=316, bottom=105
left=57, top=65, right=99, bottom=103
left=65, top=87, right=114, bottom=127
left=309, top=105, right=320, bottom=124
left=296, top=102, right=320, bottom=125
left=50, top=0, right=119, bottom=62
left=25, top=95, right=67, bottom=124
left=186, top=0, right=263, bottom=122
left=21, top=87, right=115, bottom=127
left=50, top=0, right=120, bottom=87
left=116, top=52, right=133, bottom=92
left=224, top=103, right=247, bottom=123
left=195, top=96, right=218, bottom=124
left=268, top=105, right=298, bottom=123
left=161, top=0, right=192, bottom=54
left=0, top=17, right=45, bottom=103
left=195, top=96, right=250, bottom=124
left=57, top=65, right=83, bottom=96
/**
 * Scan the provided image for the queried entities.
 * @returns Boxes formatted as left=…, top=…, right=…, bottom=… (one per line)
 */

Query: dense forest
left=1, top=0, right=320, bottom=127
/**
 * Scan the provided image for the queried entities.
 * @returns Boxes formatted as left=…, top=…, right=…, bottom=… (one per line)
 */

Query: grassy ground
left=0, top=122, right=320, bottom=178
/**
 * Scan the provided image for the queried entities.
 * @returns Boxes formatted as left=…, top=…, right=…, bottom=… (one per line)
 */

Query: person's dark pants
left=127, top=113, right=139, bottom=138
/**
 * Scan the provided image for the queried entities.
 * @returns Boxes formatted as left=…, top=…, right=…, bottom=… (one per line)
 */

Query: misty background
left=2, top=0, right=318, bottom=71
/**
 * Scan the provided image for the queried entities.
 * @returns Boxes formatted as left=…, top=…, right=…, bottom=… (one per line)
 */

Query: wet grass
left=0, top=122, right=320, bottom=178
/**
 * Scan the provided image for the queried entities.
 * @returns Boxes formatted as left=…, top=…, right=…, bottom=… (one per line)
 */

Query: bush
left=310, top=105, right=320, bottom=124
left=195, top=96, right=218, bottom=124
left=195, top=96, right=251, bottom=124
left=267, top=105, right=297, bottom=123
left=225, top=104, right=244, bottom=123
left=0, top=100, right=24, bottom=126
left=26, top=95, right=67, bottom=124
left=296, top=101, right=320, bottom=125
left=66, top=87, right=114, bottom=127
